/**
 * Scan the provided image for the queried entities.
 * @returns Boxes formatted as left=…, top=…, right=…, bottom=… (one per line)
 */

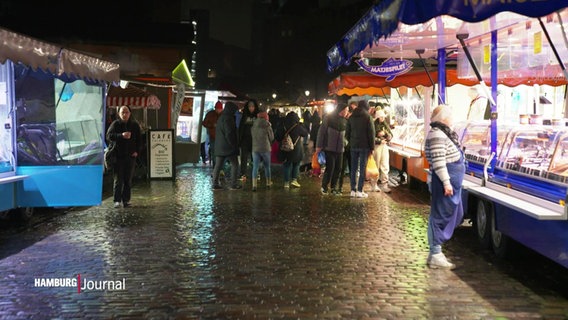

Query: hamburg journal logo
left=34, top=274, right=125, bottom=293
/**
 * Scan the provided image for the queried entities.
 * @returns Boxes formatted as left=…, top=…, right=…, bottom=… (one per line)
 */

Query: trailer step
left=466, top=183, right=566, bottom=220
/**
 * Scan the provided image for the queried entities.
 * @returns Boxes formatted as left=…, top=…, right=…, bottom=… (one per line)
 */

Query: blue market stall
left=0, top=27, right=119, bottom=218
left=326, top=0, right=568, bottom=268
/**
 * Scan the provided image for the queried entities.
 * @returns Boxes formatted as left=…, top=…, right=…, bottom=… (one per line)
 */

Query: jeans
left=212, top=155, right=239, bottom=187
left=350, top=148, right=370, bottom=192
left=283, top=160, right=300, bottom=183
left=322, top=150, right=342, bottom=191
left=252, top=152, right=271, bottom=180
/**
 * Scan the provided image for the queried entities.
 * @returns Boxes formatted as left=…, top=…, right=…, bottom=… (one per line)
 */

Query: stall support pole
left=437, top=48, right=447, bottom=105
left=490, top=28, right=498, bottom=170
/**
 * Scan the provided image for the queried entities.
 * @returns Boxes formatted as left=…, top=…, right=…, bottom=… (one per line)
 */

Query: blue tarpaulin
left=327, top=0, right=568, bottom=72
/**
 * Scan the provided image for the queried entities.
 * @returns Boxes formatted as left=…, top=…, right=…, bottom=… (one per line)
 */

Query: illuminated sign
left=356, top=58, right=413, bottom=81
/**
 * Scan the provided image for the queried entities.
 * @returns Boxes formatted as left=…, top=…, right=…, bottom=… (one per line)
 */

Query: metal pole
left=456, top=33, right=496, bottom=107
left=538, top=17, right=568, bottom=81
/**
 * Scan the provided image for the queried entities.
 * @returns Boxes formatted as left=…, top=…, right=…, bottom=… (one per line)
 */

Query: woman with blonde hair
left=424, top=104, right=465, bottom=269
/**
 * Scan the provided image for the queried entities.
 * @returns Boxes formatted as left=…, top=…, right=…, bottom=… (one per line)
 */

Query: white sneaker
left=356, top=191, right=368, bottom=198
left=350, top=190, right=357, bottom=197
left=372, top=185, right=381, bottom=192
left=428, top=253, right=456, bottom=269
left=380, top=184, right=392, bottom=193
left=113, top=202, right=121, bottom=208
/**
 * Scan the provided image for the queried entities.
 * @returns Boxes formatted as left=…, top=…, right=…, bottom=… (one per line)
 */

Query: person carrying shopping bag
left=372, top=109, right=393, bottom=193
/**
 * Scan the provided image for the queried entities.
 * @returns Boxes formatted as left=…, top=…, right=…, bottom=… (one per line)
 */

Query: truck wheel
left=490, top=210, right=510, bottom=258
left=473, top=200, right=492, bottom=249
left=18, top=207, right=33, bottom=221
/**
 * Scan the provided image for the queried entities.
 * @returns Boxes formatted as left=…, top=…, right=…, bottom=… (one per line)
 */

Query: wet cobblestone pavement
left=1, top=163, right=568, bottom=319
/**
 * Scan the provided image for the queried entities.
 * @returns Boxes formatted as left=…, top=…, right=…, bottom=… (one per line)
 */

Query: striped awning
left=106, top=86, right=161, bottom=109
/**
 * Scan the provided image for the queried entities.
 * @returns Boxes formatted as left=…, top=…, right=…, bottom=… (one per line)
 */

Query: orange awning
left=329, top=68, right=568, bottom=96
left=328, top=70, right=478, bottom=96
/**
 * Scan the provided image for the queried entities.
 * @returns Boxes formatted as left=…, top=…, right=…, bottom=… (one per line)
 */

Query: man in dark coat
left=212, top=102, right=241, bottom=190
left=238, top=99, right=260, bottom=178
left=345, top=100, right=375, bottom=198
left=316, top=103, right=348, bottom=195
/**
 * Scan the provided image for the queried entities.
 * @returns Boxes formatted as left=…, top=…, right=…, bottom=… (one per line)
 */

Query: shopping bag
left=366, top=154, right=379, bottom=180
left=311, top=151, right=321, bottom=171
left=317, top=151, right=326, bottom=166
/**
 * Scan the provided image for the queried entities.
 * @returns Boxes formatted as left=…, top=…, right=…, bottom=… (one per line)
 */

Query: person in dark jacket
left=212, top=102, right=241, bottom=190
left=316, top=103, right=348, bottom=195
left=345, top=100, right=375, bottom=198
left=202, top=101, right=223, bottom=166
left=238, top=99, right=260, bottom=179
left=106, top=106, right=142, bottom=208
left=309, top=109, right=321, bottom=149
left=301, top=108, right=312, bottom=146
left=275, top=111, right=309, bottom=188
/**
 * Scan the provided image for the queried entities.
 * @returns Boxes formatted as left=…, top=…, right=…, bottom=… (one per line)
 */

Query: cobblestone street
left=1, top=164, right=568, bottom=319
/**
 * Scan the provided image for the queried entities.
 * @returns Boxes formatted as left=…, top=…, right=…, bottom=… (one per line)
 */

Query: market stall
left=326, top=0, right=568, bottom=268
left=0, top=27, right=119, bottom=218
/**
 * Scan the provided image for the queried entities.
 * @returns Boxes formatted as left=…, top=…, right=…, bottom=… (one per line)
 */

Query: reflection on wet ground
left=1, top=164, right=568, bottom=319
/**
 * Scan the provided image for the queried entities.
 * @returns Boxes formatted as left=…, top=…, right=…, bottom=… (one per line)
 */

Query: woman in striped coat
left=424, top=104, right=465, bottom=269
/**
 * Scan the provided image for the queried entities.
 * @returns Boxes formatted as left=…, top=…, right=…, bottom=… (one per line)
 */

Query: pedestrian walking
left=424, top=104, right=466, bottom=269
left=239, top=99, right=260, bottom=179
left=251, top=111, right=274, bottom=191
left=212, top=102, right=242, bottom=190
left=345, top=100, right=375, bottom=198
left=106, top=106, right=142, bottom=208
left=372, top=109, right=393, bottom=193
left=316, top=102, right=348, bottom=195
left=275, top=111, right=309, bottom=189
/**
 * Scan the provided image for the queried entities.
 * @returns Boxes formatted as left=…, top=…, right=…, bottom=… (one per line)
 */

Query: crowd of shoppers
left=107, top=98, right=465, bottom=270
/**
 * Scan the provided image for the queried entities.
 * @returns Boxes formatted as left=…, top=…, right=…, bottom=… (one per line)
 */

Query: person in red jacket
left=202, top=101, right=223, bottom=166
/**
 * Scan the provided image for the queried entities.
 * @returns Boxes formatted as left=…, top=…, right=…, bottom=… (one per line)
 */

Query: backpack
left=280, top=124, right=298, bottom=152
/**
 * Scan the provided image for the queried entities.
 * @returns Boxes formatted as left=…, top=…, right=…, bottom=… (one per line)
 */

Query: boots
left=252, top=178, right=257, bottom=192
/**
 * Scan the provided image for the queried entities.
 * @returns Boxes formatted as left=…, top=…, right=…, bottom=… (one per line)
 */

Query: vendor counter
left=388, top=120, right=568, bottom=188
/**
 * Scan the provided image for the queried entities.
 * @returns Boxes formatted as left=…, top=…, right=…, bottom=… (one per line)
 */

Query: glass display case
left=496, top=125, right=563, bottom=177
left=389, top=99, right=425, bottom=154
left=543, top=131, right=568, bottom=183
left=390, top=120, right=425, bottom=152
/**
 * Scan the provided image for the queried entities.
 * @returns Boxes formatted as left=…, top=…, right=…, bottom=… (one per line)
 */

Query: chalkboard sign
left=148, top=129, right=175, bottom=179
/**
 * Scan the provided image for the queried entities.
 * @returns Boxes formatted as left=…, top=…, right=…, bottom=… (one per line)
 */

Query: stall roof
left=0, top=27, right=119, bottom=84
left=107, top=86, right=161, bottom=109
left=328, top=69, right=478, bottom=96
left=330, top=67, right=568, bottom=97
left=327, top=0, right=568, bottom=72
